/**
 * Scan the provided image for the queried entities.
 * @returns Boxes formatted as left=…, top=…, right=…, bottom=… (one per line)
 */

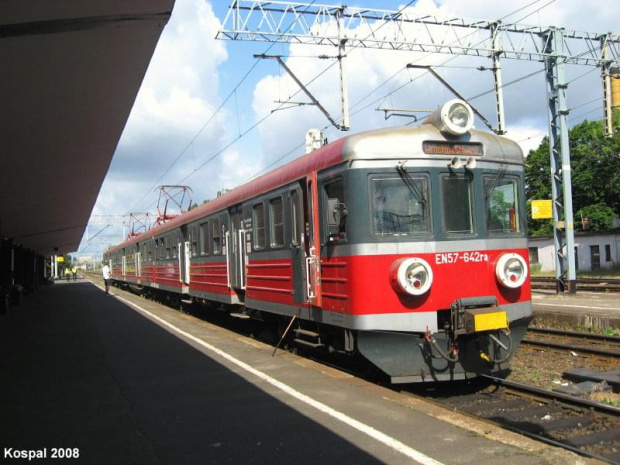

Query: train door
left=228, top=206, right=247, bottom=292
left=305, top=174, right=322, bottom=307
left=135, top=251, right=141, bottom=279
left=290, top=186, right=306, bottom=303
left=177, top=242, right=191, bottom=285
left=178, top=227, right=191, bottom=285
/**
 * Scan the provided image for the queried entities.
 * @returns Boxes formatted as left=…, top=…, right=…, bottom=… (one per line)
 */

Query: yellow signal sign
left=532, top=200, right=553, bottom=219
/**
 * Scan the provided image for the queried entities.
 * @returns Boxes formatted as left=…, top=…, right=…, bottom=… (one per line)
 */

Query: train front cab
left=317, top=100, right=533, bottom=383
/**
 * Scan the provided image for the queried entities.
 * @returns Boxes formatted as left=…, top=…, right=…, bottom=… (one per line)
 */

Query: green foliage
left=525, top=118, right=620, bottom=235
left=490, top=189, right=512, bottom=229
left=577, top=203, right=615, bottom=231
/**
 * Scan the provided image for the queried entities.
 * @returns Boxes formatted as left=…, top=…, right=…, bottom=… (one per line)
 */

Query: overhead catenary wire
left=129, top=0, right=321, bottom=213
left=194, top=0, right=553, bottom=182
left=179, top=0, right=420, bottom=185
left=352, top=0, right=558, bottom=120
left=250, top=0, right=563, bottom=179
left=135, top=0, right=591, bottom=213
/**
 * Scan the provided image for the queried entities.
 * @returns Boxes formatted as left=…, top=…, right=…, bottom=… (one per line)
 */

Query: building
left=529, top=227, right=620, bottom=273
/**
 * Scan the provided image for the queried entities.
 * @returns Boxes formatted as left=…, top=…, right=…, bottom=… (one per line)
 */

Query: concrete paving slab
left=532, top=289, right=620, bottom=328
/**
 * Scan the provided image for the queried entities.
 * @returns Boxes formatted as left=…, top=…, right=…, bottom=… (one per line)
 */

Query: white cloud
left=94, top=0, right=231, bottom=218
left=249, top=0, right=619, bottom=169
left=82, top=0, right=620, bottom=254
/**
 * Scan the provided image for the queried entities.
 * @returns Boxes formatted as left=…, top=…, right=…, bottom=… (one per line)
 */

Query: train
left=104, top=99, right=532, bottom=384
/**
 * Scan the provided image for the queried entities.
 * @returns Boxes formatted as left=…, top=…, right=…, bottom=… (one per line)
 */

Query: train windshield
left=484, top=175, right=523, bottom=234
left=371, top=175, right=430, bottom=236
left=441, top=174, right=474, bottom=235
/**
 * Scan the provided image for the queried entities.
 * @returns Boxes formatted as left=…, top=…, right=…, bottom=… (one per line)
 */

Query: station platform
left=0, top=279, right=597, bottom=464
left=532, top=289, right=620, bottom=329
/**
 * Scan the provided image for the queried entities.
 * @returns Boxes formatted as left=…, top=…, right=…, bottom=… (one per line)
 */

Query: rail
left=531, top=276, right=620, bottom=292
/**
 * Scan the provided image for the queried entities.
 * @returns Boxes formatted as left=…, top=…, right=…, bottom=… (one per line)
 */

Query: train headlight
left=391, top=258, right=433, bottom=296
left=495, top=253, right=528, bottom=289
left=428, top=99, right=475, bottom=136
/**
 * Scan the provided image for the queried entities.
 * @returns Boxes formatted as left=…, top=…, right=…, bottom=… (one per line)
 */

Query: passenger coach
left=105, top=99, right=532, bottom=383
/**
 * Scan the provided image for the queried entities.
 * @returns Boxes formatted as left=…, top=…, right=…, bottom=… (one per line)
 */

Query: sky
left=79, top=0, right=620, bottom=256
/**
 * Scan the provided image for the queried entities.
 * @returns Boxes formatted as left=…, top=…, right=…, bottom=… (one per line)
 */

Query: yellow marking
left=473, top=310, right=508, bottom=332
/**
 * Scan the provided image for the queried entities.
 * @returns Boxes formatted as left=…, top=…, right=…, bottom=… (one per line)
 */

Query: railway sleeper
left=562, top=368, right=620, bottom=393
left=540, top=416, right=593, bottom=434
left=561, top=428, right=620, bottom=448
left=498, top=404, right=562, bottom=421
left=459, top=398, right=532, bottom=415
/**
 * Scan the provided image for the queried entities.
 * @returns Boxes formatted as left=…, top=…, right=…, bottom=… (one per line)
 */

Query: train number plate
left=435, top=252, right=490, bottom=265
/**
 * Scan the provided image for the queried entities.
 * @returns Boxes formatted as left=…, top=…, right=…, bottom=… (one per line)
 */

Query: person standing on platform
left=102, top=263, right=111, bottom=294
left=72, top=266, right=78, bottom=281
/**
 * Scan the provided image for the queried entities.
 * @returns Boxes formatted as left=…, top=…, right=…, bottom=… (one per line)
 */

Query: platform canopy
left=0, top=0, right=175, bottom=257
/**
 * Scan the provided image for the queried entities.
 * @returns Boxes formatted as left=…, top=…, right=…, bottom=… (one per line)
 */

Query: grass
left=589, top=392, right=620, bottom=407
left=576, top=264, right=620, bottom=278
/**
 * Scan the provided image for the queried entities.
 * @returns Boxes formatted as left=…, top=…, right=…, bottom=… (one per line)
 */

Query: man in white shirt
left=102, top=263, right=111, bottom=294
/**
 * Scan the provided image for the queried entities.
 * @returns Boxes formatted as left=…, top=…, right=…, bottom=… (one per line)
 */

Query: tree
left=578, top=203, right=616, bottom=231
left=524, top=117, right=620, bottom=235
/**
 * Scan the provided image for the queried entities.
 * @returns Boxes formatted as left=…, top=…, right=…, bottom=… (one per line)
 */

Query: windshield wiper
left=484, top=166, right=506, bottom=198
left=396, top=161, right=426, bottom=205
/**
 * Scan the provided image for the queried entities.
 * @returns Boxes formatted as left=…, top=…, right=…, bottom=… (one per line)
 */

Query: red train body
left=105, top=100, right=532, bottom=383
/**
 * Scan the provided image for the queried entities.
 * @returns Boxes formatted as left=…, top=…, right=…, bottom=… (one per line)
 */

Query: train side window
left=270, top=197, right=284, bottom=248
left=166, top=235, right=172, bottom=259
left=212, top=218, right=221, bottom=254
left=441, top=173, right=474, bottom=235
left=253, top=202, right=266, bottom=250
left=484, top=176, right=522, bottom=235
left=290, top=190, right=301, bottom=246
left=323, top=178, right=346, bottom=240
left=200, top=221, right=210, bottom=255
left=191, top=227, right=198, bottom=257
left=158, top=237, right=165, bottom=259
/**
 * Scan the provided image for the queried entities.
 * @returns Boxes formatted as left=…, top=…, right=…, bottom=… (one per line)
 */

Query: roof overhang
left=0, top=0, right=175, bottom=256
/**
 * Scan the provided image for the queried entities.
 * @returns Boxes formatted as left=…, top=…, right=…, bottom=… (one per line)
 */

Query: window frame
left=269, top=196, right=284, bottom=248
left=200, top=221, right=210, bottom=256
left=290, top=189, right=302, bottom=247
left=483, top=174, right=524, bottom=236
left=212, top=217, right=221, bottom=255
left=440, top=172, right=476, bottom=236
left=253, top=202, right=266, bottom=250
left=369, top=173, right=432, bottom=239
left=322, top=176, right=348, bottom=242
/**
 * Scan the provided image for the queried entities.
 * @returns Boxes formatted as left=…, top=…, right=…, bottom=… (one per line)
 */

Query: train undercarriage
left=112, top=279, right=530, bottom=384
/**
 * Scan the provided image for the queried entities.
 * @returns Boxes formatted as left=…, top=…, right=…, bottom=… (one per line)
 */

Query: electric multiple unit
left=104, top=100, right=532, bottom=383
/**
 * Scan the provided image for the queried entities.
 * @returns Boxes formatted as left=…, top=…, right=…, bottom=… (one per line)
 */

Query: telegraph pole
left=337, top=7, right=350, bottom=130
left=543, top=28, right=577, bottom=293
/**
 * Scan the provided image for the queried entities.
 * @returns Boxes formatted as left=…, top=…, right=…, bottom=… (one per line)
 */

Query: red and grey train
left=104, top=99, right=532, bottom=383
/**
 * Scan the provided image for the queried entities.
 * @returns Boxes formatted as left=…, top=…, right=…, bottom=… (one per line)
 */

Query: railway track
left=523, top=327, right=620, bottom=359
left=531, top=276, right=620, bottom=292
left=406, top=376, right=620, bottom=464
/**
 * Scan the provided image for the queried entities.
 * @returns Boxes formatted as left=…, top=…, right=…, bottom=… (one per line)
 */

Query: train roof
left=342, top=124, right=523, bottom=164
left=106, top=122, right=523, bottom=253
